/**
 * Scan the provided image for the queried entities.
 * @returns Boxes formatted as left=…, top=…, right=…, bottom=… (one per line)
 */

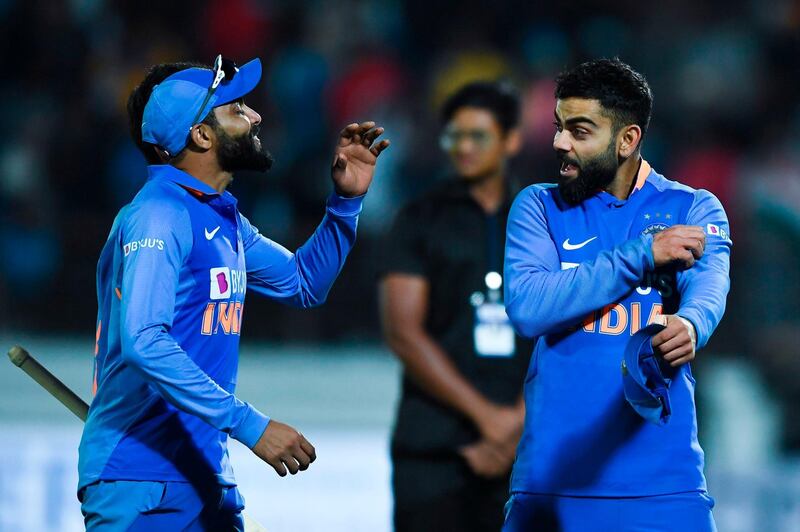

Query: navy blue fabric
left=80, top=480, right=245, bottom=531
left=622, top=323, right=673, bottom=425
left=502, top=491, right=716, bottom=532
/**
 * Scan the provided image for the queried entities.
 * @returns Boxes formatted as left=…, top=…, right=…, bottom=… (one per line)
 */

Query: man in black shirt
left=378, top=81, right=531, bottom=532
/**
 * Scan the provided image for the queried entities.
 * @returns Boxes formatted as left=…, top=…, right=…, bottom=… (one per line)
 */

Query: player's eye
left=552, top=121, right=562, bottom=132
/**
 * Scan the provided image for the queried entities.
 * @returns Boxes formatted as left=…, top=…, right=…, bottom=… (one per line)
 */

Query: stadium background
left=1, top=0, right=799, bottom=530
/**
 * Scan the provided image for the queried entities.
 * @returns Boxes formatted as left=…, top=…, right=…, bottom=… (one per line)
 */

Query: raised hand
left=331, top=121, right=390, bottom=197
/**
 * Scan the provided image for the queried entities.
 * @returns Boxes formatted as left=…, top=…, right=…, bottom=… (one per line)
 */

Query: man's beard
left=558, top=140, right=618, bottom=206
left=216, top=125, right=273, bottom=173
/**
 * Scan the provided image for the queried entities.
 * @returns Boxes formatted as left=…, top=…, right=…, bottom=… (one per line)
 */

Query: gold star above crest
left=665, top=213, right=672, bottom=219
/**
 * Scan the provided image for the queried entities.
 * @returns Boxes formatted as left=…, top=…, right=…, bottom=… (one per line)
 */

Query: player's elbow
left=505, top=300, right=543, bottom=339
left=120, top=325, right=161, bottom=368
left=294, top=266, right=333, bottom=308
left=298, top=289, right=328, bottom=308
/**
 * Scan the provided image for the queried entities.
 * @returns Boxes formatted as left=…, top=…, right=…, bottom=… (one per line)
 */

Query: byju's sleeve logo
left=123, top=238, right=165, bottom=256
left=209, top=267, right=232, bottom=299
left=706, top=223, right=729, bottom=240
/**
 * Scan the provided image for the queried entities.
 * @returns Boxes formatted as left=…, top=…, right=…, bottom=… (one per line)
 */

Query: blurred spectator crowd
left=1, top=0, right=799, bottom=449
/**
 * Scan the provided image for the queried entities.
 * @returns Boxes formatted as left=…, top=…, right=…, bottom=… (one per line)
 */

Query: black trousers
left=392, top=454, right=509, bottom=532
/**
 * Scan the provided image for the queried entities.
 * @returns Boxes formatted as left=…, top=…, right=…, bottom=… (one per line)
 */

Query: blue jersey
left=78, top=164, right=362, bottom=491
left=504, top=161, right=731, bottom=497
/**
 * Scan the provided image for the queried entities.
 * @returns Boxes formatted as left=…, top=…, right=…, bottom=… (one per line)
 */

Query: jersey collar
left=632, top=159, right=652, bottom=193
left=147, top=164, right=221, bottom=197
left=596, top=158, right=653, bottom=207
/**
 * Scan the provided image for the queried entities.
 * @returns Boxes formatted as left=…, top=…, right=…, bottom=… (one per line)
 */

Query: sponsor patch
left=706, top=223, right=729, bottom=239
left=123, top=238, right=165, bottom=256
left=210, top=267, right=231, bottom=300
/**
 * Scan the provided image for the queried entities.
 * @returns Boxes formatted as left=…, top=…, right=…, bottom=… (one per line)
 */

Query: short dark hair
left=126, top=61, right=218, bottom=164
left=441, top=80, right=521, bottom=133
left=555, top=58, right=653, bottom=137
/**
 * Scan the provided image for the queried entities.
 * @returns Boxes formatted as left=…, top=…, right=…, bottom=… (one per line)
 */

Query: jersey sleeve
left=240, top=193, right=363, bottom=307
left=504, top=186, right=654, bottom=338
left=676, top=190, right=732, bottom=349
left=119, top=198, right=269, bottom=449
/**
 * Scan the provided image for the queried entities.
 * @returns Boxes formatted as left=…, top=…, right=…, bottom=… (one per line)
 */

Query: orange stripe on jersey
left=94, top=320, right=102, bottom=356
left=115, top=287, right=122, bottom=300
left=633, top=159, right=652, bottom=192
left=178, top=184, right=207, bottom=198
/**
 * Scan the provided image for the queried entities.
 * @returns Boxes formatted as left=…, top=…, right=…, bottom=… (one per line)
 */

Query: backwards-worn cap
left=621, top=322, right=674, bottom=426
left=142, top=55, right=262, bottom=157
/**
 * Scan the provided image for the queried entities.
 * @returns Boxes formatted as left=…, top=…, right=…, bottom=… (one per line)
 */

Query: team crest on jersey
left=641, top=223, right=669, bottom=236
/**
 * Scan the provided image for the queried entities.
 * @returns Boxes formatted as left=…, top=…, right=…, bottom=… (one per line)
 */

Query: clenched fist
left=651, top=225, right=705, bottom=269
left=652, top=314, right=697, bottom=367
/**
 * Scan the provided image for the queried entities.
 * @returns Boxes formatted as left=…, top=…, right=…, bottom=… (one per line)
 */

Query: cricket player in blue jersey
left=502, top=59, right=730, bottom=531
left=77, top=55, right=389, bottom=530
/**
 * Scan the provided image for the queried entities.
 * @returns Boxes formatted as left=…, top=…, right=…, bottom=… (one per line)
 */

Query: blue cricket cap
left=621, top=322, right=673, bottom=426
left=141, top=58, right=262, bottom=157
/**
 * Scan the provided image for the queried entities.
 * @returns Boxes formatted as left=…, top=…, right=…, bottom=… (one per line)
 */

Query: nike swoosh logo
left=205, top=226, right=220, bottom=240
left=562, top=236, right=597, bottom=250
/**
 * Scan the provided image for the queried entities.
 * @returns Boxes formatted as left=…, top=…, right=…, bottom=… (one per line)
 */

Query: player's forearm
left=677, top=189, right=732, bottom=349
left=291, top=193, right=362, bottom=306
left=385, top=326, right=494, bottom=425
left=677, top=260, right=730, bottom=349
left=505, top=236, right=653, bottom=337
left=120, top=324, right=269, bottom=448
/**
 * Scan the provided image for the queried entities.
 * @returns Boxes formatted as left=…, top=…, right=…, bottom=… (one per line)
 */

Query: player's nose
left=245, top=105, right=261, bottom=127
left=553, top=131, right=571, bottom=152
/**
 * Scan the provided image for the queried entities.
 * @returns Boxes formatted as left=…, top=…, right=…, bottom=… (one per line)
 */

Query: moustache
left=557, top=152, right=581, bottom=169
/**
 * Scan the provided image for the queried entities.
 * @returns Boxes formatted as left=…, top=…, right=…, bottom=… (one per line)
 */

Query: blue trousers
left=502, top=491, right=716, bottom=532
left=80, top=480, right=245, bottom=531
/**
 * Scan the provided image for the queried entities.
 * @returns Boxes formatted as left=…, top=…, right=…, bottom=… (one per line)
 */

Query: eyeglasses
left=189, top=54, right=239, bottom=130
left=439, top=128, right=496, bottom=152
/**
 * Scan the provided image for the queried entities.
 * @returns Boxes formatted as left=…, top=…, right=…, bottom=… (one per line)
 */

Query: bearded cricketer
left=77, top=55, right=389, bottom=530
left=502, top=58, right=730, bottom=531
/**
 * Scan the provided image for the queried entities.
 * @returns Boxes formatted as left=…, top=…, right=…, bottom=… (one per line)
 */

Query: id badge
left=472, top=300, right=515, bottom=358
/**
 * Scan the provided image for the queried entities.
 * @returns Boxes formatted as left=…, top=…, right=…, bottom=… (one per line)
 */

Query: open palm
left=331, top=121, right=390, bottom=197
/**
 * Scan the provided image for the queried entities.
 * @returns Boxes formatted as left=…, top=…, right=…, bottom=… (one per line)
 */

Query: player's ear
left=188, top=123, right=215, bottom=151
left=618, top=124, right=642, bottom=159
left=504, top=128, right=522, bottom=156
